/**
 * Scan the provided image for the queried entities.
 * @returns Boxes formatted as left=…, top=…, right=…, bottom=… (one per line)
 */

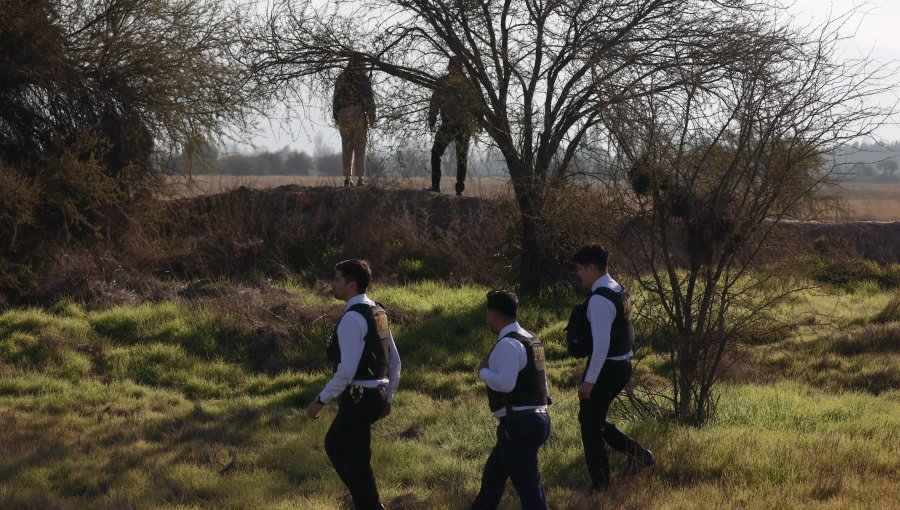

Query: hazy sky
left=240, top=0, right=900, bottom=155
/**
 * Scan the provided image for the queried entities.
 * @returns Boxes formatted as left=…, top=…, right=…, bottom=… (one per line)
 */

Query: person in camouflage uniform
left=333, top=53, right=376, bottom=187
left=427, top=56, right=484, bottom=196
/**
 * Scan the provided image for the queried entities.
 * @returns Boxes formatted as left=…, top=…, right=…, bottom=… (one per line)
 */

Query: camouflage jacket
left=333, top=69, right=376, bottom=119
left=428, top=73, right=484, bottom=129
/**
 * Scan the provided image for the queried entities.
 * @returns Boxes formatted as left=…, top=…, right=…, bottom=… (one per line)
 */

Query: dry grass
left=840, top=182, right=900, bottom=221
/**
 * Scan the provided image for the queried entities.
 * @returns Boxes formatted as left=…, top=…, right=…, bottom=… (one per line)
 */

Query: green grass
left=0, top=281, right=897, bottom=509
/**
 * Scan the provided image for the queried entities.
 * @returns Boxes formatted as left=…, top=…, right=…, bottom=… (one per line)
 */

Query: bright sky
left=241, top=0, right=900, bottom=155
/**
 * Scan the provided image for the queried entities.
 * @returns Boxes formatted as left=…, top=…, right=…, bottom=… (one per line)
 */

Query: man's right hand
left=306, top=400, right=325, bottom=419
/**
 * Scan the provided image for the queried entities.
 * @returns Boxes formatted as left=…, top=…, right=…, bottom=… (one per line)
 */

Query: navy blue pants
left=578, top=359, right=644, bottom=489
left=324, top=386, right=387, bottom=510
left=471, top=411, right=551, bottom=510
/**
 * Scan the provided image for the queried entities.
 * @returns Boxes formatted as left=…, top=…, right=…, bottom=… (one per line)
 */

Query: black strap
left=591, top=286, right=624, bottom=317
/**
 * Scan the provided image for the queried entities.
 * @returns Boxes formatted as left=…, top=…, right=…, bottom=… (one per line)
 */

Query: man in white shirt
left=306, top=259, right=401, bottom=510
left=574, top=244, right=654, bottom=491
left=472, top=290, right=550, bottom=510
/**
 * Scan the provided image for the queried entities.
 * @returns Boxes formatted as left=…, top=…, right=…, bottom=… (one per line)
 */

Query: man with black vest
left=472, top=290, right=551, bottom=510
left=573, top=244, right=654, bottom=491
left=306, top=259, right=401, bottom=510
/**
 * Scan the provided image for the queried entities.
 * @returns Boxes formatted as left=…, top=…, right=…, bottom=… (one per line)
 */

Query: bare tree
left=1, top=0, right=259, bottom=187
left=591, top=8, right=895, bottom=424
left=243, top=0, right=815, bottom=291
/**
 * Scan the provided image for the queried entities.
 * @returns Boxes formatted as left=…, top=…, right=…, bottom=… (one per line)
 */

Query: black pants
left=471, top=411, right=551, bottom=510
left=578, top=359, right=645, bottom=489
left=324, top=386, right=387, bottom=510
left=431, top=123, right=471, bottom=192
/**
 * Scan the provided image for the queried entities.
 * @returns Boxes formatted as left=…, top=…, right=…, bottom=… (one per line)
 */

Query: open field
left=1, top=280, right=898, bottom=509
left=163, top=176, right=900, bottom=221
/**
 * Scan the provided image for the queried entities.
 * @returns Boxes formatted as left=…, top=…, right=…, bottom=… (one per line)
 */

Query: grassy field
left=1, top=280, right=898, bottom=509
left=163, top=176, right=900, bottom=221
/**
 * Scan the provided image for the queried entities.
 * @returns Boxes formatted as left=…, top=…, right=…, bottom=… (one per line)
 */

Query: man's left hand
left=379, top=402, right=392, bottom=420
left=306, top=400, right=325, bottom=419
left=578, top=382, right=594, bottom=400
left=479, top=354, right=490, bottom=370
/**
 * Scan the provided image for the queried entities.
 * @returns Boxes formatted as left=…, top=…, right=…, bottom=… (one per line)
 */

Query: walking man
left=573, top=244, right=655, bottom=491
left=472, top=290, right=551, bottom=510
left=427, top=55, right=483, bottom=196
left=306, top=259, right=400, bottom=510
left=333, top=53, right=376, bottom=187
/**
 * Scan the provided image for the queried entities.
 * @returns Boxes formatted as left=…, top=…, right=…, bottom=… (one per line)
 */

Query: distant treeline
left=832, top=141, right=900, bottom=182
left=177, top=140, right=900, bottom=181
left=170, top=145, right=337, bottom=176
left=171, top=143, right=510, bottom=178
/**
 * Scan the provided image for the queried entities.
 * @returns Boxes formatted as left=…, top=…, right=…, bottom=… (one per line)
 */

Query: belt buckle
left=350, top=385, right=364, bottom=404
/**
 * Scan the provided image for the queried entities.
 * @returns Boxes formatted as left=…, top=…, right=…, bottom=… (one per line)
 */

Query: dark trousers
left=431, top=123, right=471, bottom=192
left=471, top=412, right=551, bottom=510
left=324, top=386, right=387, bottom=510
left=578, top=359, right=645, bottom=489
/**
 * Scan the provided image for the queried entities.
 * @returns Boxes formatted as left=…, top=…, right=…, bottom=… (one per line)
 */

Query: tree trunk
left=677, top=340, right=694, bottom=425
left=519, top=212, right=557, bottom=293
left=515, top=181, right=559, bottom=294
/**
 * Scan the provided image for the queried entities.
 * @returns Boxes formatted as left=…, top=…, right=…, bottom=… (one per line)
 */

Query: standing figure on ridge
left=333, top=53, right=376, bottom=187
left=427, top=55, right=484, bottom=196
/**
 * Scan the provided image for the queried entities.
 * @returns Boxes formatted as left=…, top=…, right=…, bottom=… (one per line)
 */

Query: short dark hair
left=573, top=244, right=609, bottom=271
left=486, top=290, right=518, bottom=319
left=335, top=259, right=372, bottom=293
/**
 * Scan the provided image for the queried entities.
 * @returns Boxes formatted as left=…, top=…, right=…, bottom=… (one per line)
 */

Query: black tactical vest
left=486, top=332, right=549, bottom=414
left=325, top=302, right=391, bottom=381
left=591, top=287, right=635, bottom=359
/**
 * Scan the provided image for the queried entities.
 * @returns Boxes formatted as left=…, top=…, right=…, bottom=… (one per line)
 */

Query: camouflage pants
left=336, top=106, right=368, bottom=178
left=431, top=123, right=472, bottom=193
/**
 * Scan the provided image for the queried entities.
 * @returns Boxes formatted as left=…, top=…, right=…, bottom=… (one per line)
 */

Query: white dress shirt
left=318, top=294, right=402, bottom=403
left=479, top=322, right=550, bottom=418
left=583, top=274, right=634, bottom=384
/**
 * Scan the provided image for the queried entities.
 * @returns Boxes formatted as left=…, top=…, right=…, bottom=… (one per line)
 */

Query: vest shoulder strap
left=591, top=286, right=624, bottom=316
left=505, top=331, right=537, bottom=343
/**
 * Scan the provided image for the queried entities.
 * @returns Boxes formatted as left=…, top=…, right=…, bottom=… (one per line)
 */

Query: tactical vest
left=591, top=287, right=635, bottom=359
left=486, top=332, right=549, bottom=414
left=325, top=302, right=391, bottom=381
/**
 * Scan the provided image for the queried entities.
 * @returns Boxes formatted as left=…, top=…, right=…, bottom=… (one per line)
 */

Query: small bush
left=0, top=167, right=41, bottom=295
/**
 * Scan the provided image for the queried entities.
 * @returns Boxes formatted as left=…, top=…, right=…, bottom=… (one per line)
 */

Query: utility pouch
left=349, top=385, right=364, bottom=404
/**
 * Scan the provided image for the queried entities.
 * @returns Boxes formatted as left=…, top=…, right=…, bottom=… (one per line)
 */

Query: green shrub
left=0, top=167, right=40, bottom=296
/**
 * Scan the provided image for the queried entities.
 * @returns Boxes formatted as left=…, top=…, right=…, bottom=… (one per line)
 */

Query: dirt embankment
left=24, top=185, right=898, bottom=308
left=30, top=185, right=512, bottom=306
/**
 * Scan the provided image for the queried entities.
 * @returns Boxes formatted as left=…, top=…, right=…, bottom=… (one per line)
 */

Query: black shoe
left=344, top=178, right=352, bottom=187
left=424, top=187, right=440, bottom=193
left=455, top=182, right=465, bottom=196
left=624, top=448, right=655, bottom=475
